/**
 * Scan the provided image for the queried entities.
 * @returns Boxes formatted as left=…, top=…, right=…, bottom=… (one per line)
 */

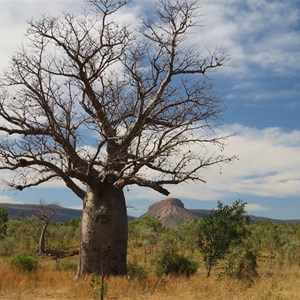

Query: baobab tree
left=32, top=201, right=59, bottom=255
left=0, top=0, right=233, bottom=277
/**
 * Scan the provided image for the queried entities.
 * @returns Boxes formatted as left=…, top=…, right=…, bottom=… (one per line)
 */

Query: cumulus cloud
left=220, top=125, right=297, bottom=199
left=199, top=0, right=300, bottom=76
left=205, top=125, right=300, bottom=198
left=2, top=0, right=299, bottom=80
left=126, top=124, right=300, bottom=202
left=0, top=1, right=76, bottom=72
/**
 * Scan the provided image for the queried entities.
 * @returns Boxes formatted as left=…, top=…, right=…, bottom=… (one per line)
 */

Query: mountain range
left=1, top=198, right=299, bottom=227
left=0, top=203, right=82, bottom=222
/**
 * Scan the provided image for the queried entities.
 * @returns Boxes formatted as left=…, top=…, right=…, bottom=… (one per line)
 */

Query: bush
left=156, top=249, right=197, bottom=278
left=127, top=262, right=147, bottom=280
left=236, top=251, right=258, bottom=281
left=9, top=253, right=38, bottom=272
left=0, top=237, right=16, bottom=256
left=220, top=251, right=258, bottom=283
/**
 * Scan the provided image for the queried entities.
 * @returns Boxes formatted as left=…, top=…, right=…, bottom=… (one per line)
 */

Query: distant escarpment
left=143, top=198, right=200, bottom=228
left=148, top=198, right=184, bottom=212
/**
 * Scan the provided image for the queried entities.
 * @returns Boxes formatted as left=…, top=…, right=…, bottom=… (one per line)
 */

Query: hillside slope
left=0, top=203, right=136, bottom=222
left=0, top=203, right=82, bottom=222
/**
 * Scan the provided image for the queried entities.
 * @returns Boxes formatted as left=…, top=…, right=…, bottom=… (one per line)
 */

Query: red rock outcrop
left=148, top=198, right=184, bottom=213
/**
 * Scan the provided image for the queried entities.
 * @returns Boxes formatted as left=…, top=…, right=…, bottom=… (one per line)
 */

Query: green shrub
left=9, top=253, right=38, bottom=272
left=0, top=237, right=16, bottom=256
left=127, top=262, right=147, bottom=280
left=156, top=249, right=197, bottom=278
left=220, top=251, right=258, bottom=283
left=236, top=251, right=258, bottom=281
left=90, top=274, right=109, bottom=300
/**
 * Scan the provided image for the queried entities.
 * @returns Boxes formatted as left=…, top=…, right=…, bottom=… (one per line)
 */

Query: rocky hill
left=143, top=198, right=201, bottom=228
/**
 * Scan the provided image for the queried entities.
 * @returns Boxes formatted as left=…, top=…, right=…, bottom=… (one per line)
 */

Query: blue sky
left=0, top=0, right=299, bottom=220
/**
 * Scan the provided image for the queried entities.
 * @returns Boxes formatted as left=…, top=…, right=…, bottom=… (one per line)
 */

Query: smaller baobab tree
left=32, top=201, right=59, bottom=255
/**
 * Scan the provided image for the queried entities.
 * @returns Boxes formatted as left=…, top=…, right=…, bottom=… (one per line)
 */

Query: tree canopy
left=0, top=0, right=232, bottom=198
left=197, top=200, right=249, bottom=277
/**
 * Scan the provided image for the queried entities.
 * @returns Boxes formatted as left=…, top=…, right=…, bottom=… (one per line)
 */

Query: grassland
left=1, top=214, right=299, bottom=299
left=0, top=256, right=299, bottom=300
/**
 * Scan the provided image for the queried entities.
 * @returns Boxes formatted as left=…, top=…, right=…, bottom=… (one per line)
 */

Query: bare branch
left=0, top=0, right=233, bottom=200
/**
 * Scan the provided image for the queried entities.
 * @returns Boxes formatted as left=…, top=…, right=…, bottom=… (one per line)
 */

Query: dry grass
left=0, top=257, right=92, bottom=300
left=0, top=256, right=299, bottom=300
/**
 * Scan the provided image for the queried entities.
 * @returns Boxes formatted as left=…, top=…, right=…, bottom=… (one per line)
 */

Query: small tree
left=128, top=217, right=164, bottom=263
left=197, top=200, right=249, bottom=277
left=0, top=208, right=9, bottom=239
left=177, top=219, right=201, bottom=255
left=32, top=201, right=59, bottom=255
left=250, top=222, right=285, bottom=267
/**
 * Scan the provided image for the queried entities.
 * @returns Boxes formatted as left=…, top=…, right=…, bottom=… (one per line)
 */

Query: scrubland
left=0, top=256, right=299, bottom=299
left=0, top=216, right=299, bottom=299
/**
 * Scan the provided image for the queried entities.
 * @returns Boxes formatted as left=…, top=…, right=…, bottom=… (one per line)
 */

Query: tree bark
left=75, top=184, right=128, bottom=278
left=38, top=223, right=48, bottom=255
left=206, top=259, right=213, bottom=278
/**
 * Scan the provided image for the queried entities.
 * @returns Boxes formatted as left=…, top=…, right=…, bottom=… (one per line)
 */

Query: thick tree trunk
left=75, top=184, right=128, bottom=278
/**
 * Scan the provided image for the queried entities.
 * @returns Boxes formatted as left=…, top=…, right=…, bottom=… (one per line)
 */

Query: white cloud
left=198, top=0, right=300, bottom=76
left=1, top=126, right=298, bottom=206
left=0, top=1, right=82, bottom=73
left=65, top=204, right=82, bottom=210
left=210, top=125, right=300, bottom=198
left=1, top=0, right=298, bottom=90
left=1, top=0, right=299, bottom=77
left=126, top=124, right=300, bottom=202
left=225, top=89, right=300, bottom=107
left=245, top=203, right=267, bottom=212
left=0, top=194, right=19, bottom=204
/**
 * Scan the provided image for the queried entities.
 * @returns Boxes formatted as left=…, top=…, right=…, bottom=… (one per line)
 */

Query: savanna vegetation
left=0, top=201, right=299, bottom=299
